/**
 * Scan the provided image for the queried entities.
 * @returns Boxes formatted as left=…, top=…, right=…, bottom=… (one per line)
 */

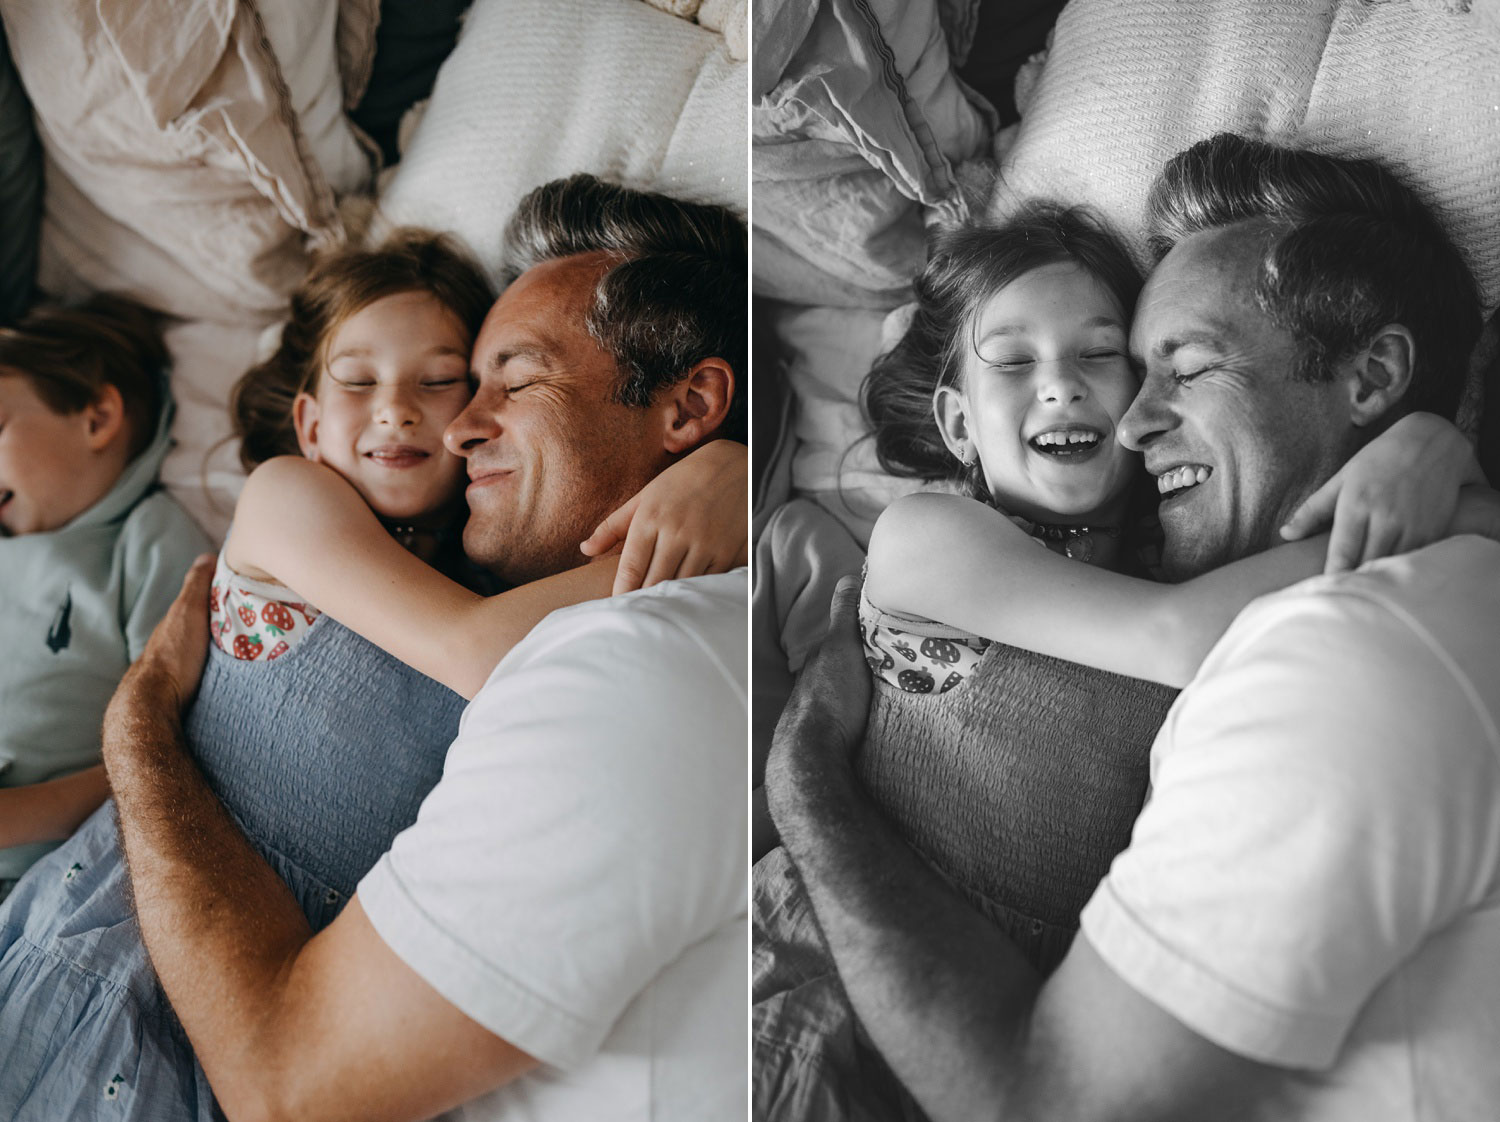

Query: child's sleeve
left=119, top=491, right=216, bottom=660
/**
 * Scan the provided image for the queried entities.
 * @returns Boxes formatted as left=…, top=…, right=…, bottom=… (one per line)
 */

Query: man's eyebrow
left=482, top=343, right=555, bottom=375
left=1151, top=328, right=1232, bottom=359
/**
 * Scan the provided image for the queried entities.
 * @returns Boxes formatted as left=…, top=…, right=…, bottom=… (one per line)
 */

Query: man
left=767, top=135, right=1500, bottom=1120
left=102, top=176, right=749, bottom=1121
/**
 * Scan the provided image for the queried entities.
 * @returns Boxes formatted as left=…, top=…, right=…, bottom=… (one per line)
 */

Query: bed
left=0, top=0, right=748, bottom=544
left=750, top=0, right=1500, bottom=768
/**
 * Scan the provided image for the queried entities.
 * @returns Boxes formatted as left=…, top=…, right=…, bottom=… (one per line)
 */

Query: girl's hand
left=1280, top=412, right=1486, bottom=574
left=580, top=439, right=748, bottom=596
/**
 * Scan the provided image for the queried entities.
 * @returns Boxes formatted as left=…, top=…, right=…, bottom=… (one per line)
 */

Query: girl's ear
left=292, top=392, right=322, bottom=461
left=83, top=383, right=127, bottom=452
left=933, top=384, right=972, bottom=464
left=661, top=357, right=734, bottom=455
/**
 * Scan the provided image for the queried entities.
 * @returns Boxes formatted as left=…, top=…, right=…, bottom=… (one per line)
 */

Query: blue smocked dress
left=752, top=583, right=1179, bottom=1121
left=0, top=615, right=465, bottom=1120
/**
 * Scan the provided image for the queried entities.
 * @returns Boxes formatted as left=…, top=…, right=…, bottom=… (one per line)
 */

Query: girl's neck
left=379, top=508, right=460, bottom=566
left=1025, top=519, right=1126, bottom=569
left=998, top=490, right=1133, bottom=570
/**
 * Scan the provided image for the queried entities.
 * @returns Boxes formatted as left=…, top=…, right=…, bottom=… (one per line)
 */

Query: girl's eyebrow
left=979, top=315, right=1124, bottom=340
left=327, top=343, right=469, bottom=362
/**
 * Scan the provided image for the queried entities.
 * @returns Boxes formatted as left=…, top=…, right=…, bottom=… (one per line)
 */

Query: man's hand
left=765, top=576, right=871, bottom=830
left=108, top=554, right=214, bottom=723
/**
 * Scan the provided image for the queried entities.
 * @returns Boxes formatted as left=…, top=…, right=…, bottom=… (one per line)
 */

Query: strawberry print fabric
left=209, top=551, right=321, bottom=662
left=859, top=580, right=989, bottom=696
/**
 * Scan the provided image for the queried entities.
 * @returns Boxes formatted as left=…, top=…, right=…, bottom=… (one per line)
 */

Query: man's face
left=1120, top=224, right=1357, bottom=580
left=444, top=252, right=672, bottom=584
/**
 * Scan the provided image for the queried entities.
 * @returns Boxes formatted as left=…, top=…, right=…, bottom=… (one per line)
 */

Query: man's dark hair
left=1147, top=133, right=1480, bottom=422
left=502, top=174, right=747, bottom=443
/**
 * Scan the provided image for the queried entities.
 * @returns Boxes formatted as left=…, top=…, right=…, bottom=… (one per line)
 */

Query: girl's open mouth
left=1029, top=427, right=1103, bottom=458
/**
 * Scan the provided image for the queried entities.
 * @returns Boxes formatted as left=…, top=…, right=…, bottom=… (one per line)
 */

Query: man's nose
left=443, top=388, right=500, bottom=457
left=1117, top=380, right=1173, bottom=451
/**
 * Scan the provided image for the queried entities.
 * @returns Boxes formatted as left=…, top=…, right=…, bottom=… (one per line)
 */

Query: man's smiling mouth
left=1157, top=464, right=1212, bottom=499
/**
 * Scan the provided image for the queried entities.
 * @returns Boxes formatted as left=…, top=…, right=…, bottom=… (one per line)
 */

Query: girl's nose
left=376, top=386, right=421, bottom=427
left=1036, top=358, right=1087, bottom=405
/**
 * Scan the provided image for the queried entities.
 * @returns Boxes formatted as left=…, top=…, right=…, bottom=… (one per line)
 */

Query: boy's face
left=0, top=373, right=114, bottom=536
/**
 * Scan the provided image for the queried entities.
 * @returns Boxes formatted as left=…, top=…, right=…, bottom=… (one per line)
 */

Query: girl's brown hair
left=231, top=229, right=495, bottom=471
left=0, top=293, right=167, bottom=460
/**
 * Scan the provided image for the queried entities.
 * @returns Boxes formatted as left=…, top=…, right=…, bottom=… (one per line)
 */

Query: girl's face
left=935, top=262, right=1139, bottom=525
left=294, top=290, right=474, bottom=523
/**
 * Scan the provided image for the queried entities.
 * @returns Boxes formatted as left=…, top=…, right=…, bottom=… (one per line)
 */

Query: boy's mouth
left=1029, top=426, right=1103, bottom=457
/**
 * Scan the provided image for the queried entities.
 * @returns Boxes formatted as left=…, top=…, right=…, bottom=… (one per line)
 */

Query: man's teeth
left=1157, top=465, right=1211, bottom=496
left=1032, top=430, right=1100, bottom=449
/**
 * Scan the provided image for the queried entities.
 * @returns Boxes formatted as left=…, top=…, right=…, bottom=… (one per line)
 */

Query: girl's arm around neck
left=866, top=492, right=1327, bottom=689
left=226, top=457, right=617, bottom=700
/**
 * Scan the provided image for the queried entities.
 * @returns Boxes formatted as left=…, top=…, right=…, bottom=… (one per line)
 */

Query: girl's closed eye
left=987, top=355, right=1035, bottom=371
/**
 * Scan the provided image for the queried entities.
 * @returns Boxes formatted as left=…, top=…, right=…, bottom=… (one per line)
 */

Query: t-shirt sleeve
left=358, top=592, right=747, bottom=1070
left=119, top=491, right=214, bottom=659
left=1080, top=586, right=1500, bottom=1070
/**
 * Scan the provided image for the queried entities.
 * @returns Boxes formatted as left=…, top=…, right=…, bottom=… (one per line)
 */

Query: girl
left=753, top=204, right=1484, bottom=1120
left=217, top=228, right=746, bottom=699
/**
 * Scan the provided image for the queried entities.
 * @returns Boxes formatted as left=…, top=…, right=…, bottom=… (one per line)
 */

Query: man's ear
left=933, top=384, right=973, bottom=463
left=83, top=383, right=127, bottom=452
left=661, top=357, right=734, bottom=454
left=292, top=392, right=323, bottom=461
left=1347, top=324, right=1416, bottom=428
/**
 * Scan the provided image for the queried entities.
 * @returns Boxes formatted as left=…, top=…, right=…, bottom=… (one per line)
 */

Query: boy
left=0, top=294, right=211, bottom=897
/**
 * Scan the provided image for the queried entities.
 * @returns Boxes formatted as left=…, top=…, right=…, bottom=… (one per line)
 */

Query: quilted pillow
left=991, top=0, right=1500, bottom=314
left=375, top=0, right=747, bottom=286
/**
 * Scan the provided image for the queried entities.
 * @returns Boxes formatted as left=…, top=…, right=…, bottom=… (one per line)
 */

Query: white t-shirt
left=359, top=570, right=748, bottom=1122
left=1082, top=537, right=1500, bottom=1120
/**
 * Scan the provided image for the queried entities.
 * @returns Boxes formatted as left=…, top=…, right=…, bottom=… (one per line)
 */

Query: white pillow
left=990, top=0, right=1500, bottom=313
left=374, top=0, right=747, bottom=285
left=257, top=0, right=374, bottom=196
left=11, top=0, right=370, bottom=323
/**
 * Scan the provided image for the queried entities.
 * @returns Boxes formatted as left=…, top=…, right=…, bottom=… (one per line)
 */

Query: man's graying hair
left=501, top=175, right=747, bottom=442
left=1147, top=133, right=1480, bottom=423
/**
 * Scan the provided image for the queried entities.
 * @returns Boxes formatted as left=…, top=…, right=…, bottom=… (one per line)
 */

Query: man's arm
left=765, top=578, right=1291, bottom=1122
left=102, top=559, right=536, bottom=1122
